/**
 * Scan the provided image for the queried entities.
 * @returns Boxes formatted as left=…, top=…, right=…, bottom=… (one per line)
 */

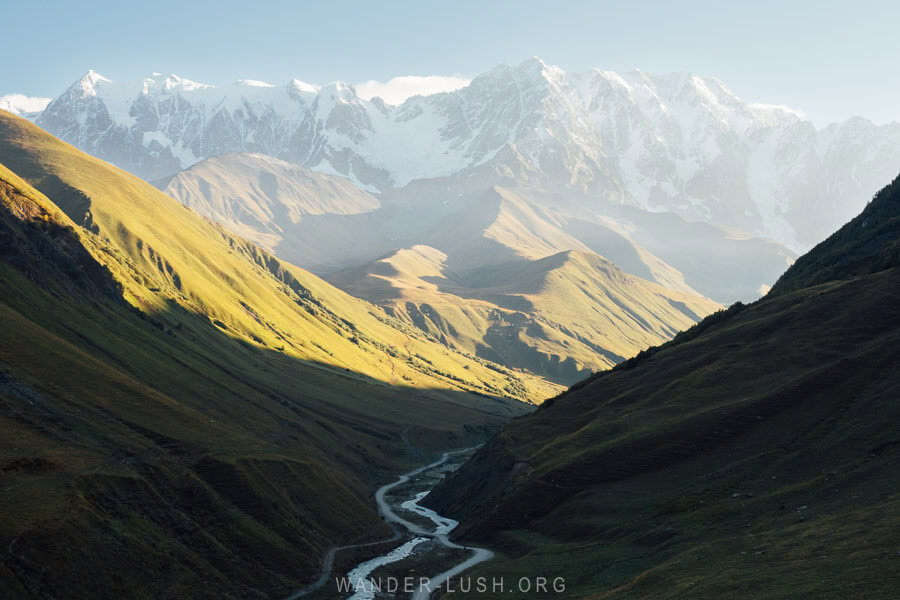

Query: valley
left=0, top=111, right=543, bottom=599
left=1, top=25, right=897, bottom=600
left=331, top=447, right=491, bottom=600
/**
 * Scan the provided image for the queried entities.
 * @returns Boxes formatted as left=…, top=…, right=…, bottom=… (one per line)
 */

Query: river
left=340, top=447, right=494, bottom=600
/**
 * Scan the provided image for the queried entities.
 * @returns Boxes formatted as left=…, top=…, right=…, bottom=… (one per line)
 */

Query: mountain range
left=158, top=153, right=738, bottom=383
left=24, top=58, right=900, bottom=252
left=12, top=59, right=847, bottom=384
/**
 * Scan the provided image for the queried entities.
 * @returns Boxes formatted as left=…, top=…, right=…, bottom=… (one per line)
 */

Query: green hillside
left=0, top=111, right=545, bottom=599
left=424, top=174, right=900, bottom=599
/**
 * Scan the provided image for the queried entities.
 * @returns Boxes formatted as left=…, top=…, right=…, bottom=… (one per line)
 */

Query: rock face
left=30, top=60, right=900, bottom=251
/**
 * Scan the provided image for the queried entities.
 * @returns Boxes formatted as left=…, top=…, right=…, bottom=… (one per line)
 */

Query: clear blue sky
left=3, top=0, right=898, bottom=126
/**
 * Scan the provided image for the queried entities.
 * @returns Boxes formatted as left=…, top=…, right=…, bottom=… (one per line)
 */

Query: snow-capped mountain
left=28, top=58, right=900, bottom=250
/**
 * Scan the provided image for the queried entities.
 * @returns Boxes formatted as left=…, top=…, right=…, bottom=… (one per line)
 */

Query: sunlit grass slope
left=330, top=243, right=720, bottom=385
left=0, top=111, right=552, bottom=401
left=0, top=111, right=543, bottom=599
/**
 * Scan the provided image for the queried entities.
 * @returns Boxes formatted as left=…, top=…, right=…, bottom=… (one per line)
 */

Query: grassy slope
left=424, top=177, right=900, bottom=599
left=0, top=111, right=550, bottom=401
left=330, top=244, right=720, bottom=385
left=0, top=112, right=540, bottom=599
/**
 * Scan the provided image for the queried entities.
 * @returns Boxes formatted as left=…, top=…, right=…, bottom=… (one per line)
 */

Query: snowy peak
left=132, top=73, right=211, bottom=95
left=519, top=56, right=566, bottom=83
left=289, top=78, right=320, bottom=95
left=474, top=57, right=562, bottom=92
left=72, top=69, right=112, bottom=97
left=163, top=73, right=209, bottom=92
left=748, top=103, right=806, bottom=121
left=318, top=81, right=359, bottom=104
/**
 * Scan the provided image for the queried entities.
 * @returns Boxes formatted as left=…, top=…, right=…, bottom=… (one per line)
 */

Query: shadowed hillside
left=424, top=173, right=900, bottom=599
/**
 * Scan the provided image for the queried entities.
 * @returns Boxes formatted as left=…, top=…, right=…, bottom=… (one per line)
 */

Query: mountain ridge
left=157, top=152, right=386, bottom=272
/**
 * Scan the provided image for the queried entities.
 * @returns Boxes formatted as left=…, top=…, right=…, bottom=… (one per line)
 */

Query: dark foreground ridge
left=424, top=173, right=900, bottom=599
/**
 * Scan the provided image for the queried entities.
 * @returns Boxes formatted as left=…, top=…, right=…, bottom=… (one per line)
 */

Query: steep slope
left=0, top=111, right=548, bottom=599
left=424, top=175, right=900, bottom=599
left=157, top=153, right=394, bottom=272
left=27, top=60, right=900, bottom=250
left=330, top=245, right=720, bottom=385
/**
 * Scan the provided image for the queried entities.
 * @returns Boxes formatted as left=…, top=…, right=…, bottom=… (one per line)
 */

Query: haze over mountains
left=0, top=94, right=50, bottom=116
left=17, top=58, right=894, bottom=389
left=160, top=154, right=733, bottom=383
left=15, top=60, right=856, bottom=383
left=23, top=58, right=900, bottom=252
left=156, top=152, right=386, bottom=272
